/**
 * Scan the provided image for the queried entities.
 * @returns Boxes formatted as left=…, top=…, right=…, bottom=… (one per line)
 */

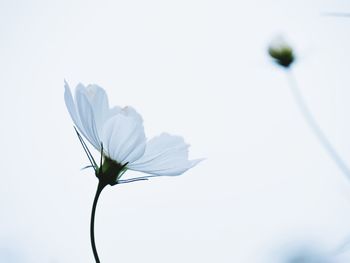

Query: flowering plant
left=64, top=82, right=202, bottom=262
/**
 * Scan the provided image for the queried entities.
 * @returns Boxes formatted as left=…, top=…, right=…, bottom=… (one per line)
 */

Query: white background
left=1, top=0, right=350, bottom=262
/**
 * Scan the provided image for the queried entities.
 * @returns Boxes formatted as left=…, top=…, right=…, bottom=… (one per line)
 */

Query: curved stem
left=286, top=70, right=350, bottom=180
left=91, top=182, right=106, bottom=263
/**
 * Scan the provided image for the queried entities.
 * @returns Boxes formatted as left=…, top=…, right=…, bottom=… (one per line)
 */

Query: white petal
left=64, top=81, right=82, bottom=129
left=75, top=85, right=101, bottom=149
left=101, top=114, right=146, bottom=164
left=120, top=106, right=143, bottom=123
left=128, top=133, right=203, bottom=176
left=76, top=84, right=110, bottom=132
left=64, top=81, right=93, bottom=144
left=108, top=106, right=123, bottom=119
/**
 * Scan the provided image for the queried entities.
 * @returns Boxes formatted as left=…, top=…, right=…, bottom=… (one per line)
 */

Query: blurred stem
left=333, top=236, right=350, bottom=255
left=91, top=181, right=106, bottom=263
left=322, top=12, right=350, bottom=17
left=286, top=70, right=350, bottom=180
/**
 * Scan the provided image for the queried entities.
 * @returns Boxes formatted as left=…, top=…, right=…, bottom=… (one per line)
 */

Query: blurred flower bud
left=268, top=37, right=295, bottom=68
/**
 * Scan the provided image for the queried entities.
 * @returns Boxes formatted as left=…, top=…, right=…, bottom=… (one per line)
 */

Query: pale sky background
left=1, top=0, right=350, bottom=262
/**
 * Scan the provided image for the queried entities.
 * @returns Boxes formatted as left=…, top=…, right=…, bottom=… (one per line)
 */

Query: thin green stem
left=91, top=182, right=106, bottom=263
left=286, top=70, right=350, bottom=180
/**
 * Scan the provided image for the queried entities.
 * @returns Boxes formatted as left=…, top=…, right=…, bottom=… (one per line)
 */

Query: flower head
left=64, top=81, right=202, bottom=185
left=268, top=36, right=295, bottom=68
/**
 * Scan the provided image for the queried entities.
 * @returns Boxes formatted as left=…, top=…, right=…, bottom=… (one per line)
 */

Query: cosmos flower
left=65, top=81, right=203, bottom=263
left=64, top=81, right=202, bottom=185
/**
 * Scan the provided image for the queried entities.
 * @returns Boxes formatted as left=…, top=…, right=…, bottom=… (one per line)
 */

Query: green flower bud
left=268, top=37, right=295, bottom=68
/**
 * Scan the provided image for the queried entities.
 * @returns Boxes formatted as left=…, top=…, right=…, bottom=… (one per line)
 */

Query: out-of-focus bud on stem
left=268, top=37, right=295, bottom=68
left=268, top=37, right=350, bottom=182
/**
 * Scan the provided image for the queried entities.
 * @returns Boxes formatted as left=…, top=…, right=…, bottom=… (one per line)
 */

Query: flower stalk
left=90, top=181, right=107, bottom=263
left=286, top=70, right=350, bottom=180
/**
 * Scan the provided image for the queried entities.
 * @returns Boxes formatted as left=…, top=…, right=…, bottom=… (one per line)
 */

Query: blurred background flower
left=277, top=244, right=333, bottom=263
left=268, top=36, right=295, bottom=68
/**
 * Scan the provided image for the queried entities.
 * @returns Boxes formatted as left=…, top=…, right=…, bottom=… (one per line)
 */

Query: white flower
left=64, top=81, right=202, bottom=184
